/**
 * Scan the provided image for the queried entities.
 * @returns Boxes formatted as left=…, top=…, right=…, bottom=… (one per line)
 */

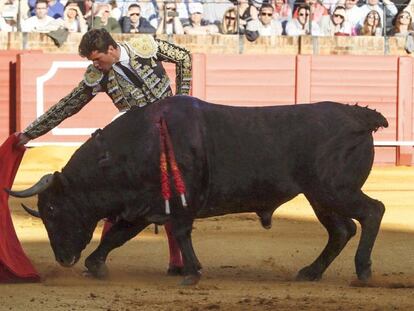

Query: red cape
left=0, top=134, right=40, bottom=282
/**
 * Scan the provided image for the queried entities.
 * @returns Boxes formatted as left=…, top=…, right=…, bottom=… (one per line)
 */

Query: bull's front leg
left=170, top=217, right=202, bottom=286
left=85, top=219, right=149, bottom=278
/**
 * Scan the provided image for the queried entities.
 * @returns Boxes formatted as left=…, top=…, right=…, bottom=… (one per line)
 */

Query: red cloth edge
left=0, top=134, right=40, bottom=283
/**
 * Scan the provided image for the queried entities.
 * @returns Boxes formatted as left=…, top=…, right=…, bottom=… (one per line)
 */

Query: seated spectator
left=46, top=0, right=64, bottom=19
left=245, top=4, right=283, bottom=40
left=358, top=0, right=397, bottom=33
left=22, top=0, right=64, bottom=32
left=0, top=15, right=12, bottom=31
left=91, top=4, right=122, bottom=33
left=320, top=5, right=352, bottom=35
left=220, top=7, right=245, bottom=34
left=286, top=4, right=322, bottom=35
left=156, top=1, right=184, bottom=35
left=293, top=0, right=329, bottom=24
left=0, top=0, right=30, bottom=31
left=203, top=0, right=234, bottom=25
left=389, top=10, right=414, bottom=35
left=121, top=3, right=156, bottom=33
left=272, top=0, right=293, bottom=22
left=63, top=1, right=88, bottom=33
left=336, top=0, right=363, bottom=34
left=183, top=2, right=219, bottom=34
left=109, top=0, right=122, bottom=21
left=357, top=9, right=382, bottom=35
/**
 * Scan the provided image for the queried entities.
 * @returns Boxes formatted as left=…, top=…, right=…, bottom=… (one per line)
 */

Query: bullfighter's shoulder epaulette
left=127, top=35, right=158, bottom=59
left=84, top=64, right=104, bottom=87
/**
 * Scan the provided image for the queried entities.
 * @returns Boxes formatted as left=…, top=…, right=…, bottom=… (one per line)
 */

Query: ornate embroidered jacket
left=24, top=36, right=192, bottom=139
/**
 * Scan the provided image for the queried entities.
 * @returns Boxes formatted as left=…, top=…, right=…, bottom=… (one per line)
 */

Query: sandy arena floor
left=2, top=146, right=414, bottom=311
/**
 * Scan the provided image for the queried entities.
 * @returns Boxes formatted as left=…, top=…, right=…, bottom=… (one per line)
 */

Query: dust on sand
left=2, top=147, right=414, bottom=311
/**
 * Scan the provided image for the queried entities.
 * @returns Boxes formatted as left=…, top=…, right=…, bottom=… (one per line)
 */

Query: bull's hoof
left=296, top=266, right=322, bottom=281
left=357, top=268, right=372, bottom=282
left=167, top=265, right=184, bottom=276
left=85, top=258, right=108, bottom=279
left=180, top=273, right=201, bottom=286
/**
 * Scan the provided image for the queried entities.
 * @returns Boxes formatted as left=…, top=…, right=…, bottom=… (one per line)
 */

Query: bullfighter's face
left=88, top=45, right=119, bottom=73
left=37, top=188, right=95, bottom=268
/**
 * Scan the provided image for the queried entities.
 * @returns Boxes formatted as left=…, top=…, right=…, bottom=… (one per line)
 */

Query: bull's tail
left=348, top=104, right=389, bottom=132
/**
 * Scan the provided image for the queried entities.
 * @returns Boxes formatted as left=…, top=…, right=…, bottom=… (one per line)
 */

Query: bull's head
left=7, top=172, right=95, bottom=268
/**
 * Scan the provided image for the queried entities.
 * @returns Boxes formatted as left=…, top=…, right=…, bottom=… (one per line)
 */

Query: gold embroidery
left=84, top=65, right=104, bottom=87
left=127, top=35, right=158, bottom=59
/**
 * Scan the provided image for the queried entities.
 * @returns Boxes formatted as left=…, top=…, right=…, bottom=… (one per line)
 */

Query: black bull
left=9, top=95, right=388, bottom=285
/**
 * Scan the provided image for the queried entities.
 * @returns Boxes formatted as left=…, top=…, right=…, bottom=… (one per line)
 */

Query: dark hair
left=35, top=0, right=48, bottom=7
left=260, top=3, right=274, bottom=12
left=78, top=29, right=117, bottom=57
left=128, top=3, right=141, bottom=10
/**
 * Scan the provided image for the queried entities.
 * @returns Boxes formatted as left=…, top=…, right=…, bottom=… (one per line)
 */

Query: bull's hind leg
left=297, top=197, right=357, bottom=281
left=85, top=219, right=149, bottom=278
left=302, top=190, right=384, bottom=282
left=349, top=193, right=385, bottom=281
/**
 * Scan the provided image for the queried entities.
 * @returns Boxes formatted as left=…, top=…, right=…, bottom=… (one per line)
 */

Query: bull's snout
left=56, top=254, right=79, bottom=267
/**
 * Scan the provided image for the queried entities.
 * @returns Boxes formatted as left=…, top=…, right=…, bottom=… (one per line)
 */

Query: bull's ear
left=52, top=171, right=69, bottom=193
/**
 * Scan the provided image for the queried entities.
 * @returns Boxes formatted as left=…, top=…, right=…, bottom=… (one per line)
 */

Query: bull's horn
left=6, top=173, right=55, bottom=198
left=21, top=204, right=40, bottom=218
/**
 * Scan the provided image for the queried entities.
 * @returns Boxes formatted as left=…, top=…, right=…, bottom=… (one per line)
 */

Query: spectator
left=109, top=0, right=122, bottom=21
left=203, top=0, right=234, bottom=25
left=272, top=0, right=293, bottom=22
left=156, top=1, right=184, bottom=35
left=121, top=3, right=156, bottom=33
left=293, top=0, right=329, bottom=24
left=357, top=9, right=382, bottom=35
left=358, top=0, right=397, bottom=32
left=46, top=0, right=64, bottom=19
left=0, top=15, right=12, bottom=31
left=91, top=3, right=122, bottom=33
left=320, top=5, right=352, bottom=35
left=240, top=0, right=260, bottom=22
left=22, top=0, right=64, bottom=32
left=220, top=7, right=244, bottom=34
left=389, top=10, right=414, bottom=35
left=0, top=0, right=30, bottom=31
left=286, top=4, right=322, bottom=34
left=336, top=0, right=363, bottom=33
left=245, top=4, right=283, bottom=40
left=63, top=1, right=88, bottom=33
left=183, top=2, right=219, bottom=34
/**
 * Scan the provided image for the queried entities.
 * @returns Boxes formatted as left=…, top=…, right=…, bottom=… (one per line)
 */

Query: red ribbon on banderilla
left=159, top=118, right=188, bottom=214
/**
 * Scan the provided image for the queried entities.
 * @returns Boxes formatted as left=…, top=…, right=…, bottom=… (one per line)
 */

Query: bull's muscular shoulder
left=84, top=64, right=104, bottom=87
left=127, top=35, right=158, bottom=59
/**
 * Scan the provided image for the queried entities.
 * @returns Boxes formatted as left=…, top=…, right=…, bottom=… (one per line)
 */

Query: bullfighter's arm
left=155, top=39, right=192, bottom=95
left=23, top=81, right=96, bottom=139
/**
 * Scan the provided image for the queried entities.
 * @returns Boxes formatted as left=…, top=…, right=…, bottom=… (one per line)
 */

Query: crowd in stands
left=0, top=0, right=413, bottom=39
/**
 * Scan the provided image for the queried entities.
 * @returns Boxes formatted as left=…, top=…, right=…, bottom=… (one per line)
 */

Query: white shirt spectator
left=0, top=16, right=12, bottom=31
left=22, top=0, right=63, bottom=32
left=246, top=18, right=283, bottom=36
left=358, top=0, right=397, bottom=27
left=285, top=18, right=322, bottom=35
left=21, top=15, right=63, bottom=32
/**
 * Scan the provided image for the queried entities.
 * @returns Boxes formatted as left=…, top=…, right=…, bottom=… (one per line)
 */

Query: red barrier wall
left=13, top=53, right=414, bottom=165
left=0, top=51, right=19, bottom=142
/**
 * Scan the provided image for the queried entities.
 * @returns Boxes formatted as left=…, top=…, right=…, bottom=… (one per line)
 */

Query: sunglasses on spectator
left=299, top=12, right=309, bottom=17
left=166, top=7, right=176, bottom=10
left=399, top=14, right=411, bottom=19
left=129, top=12, right=140, bottom=16
left=367, top=14, right=379, bottom=20
left=260, top=12, right=273, bottom=16
left=334, top=14, right=344, bottom=19
left=225, top=16, right=236, bottom=20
